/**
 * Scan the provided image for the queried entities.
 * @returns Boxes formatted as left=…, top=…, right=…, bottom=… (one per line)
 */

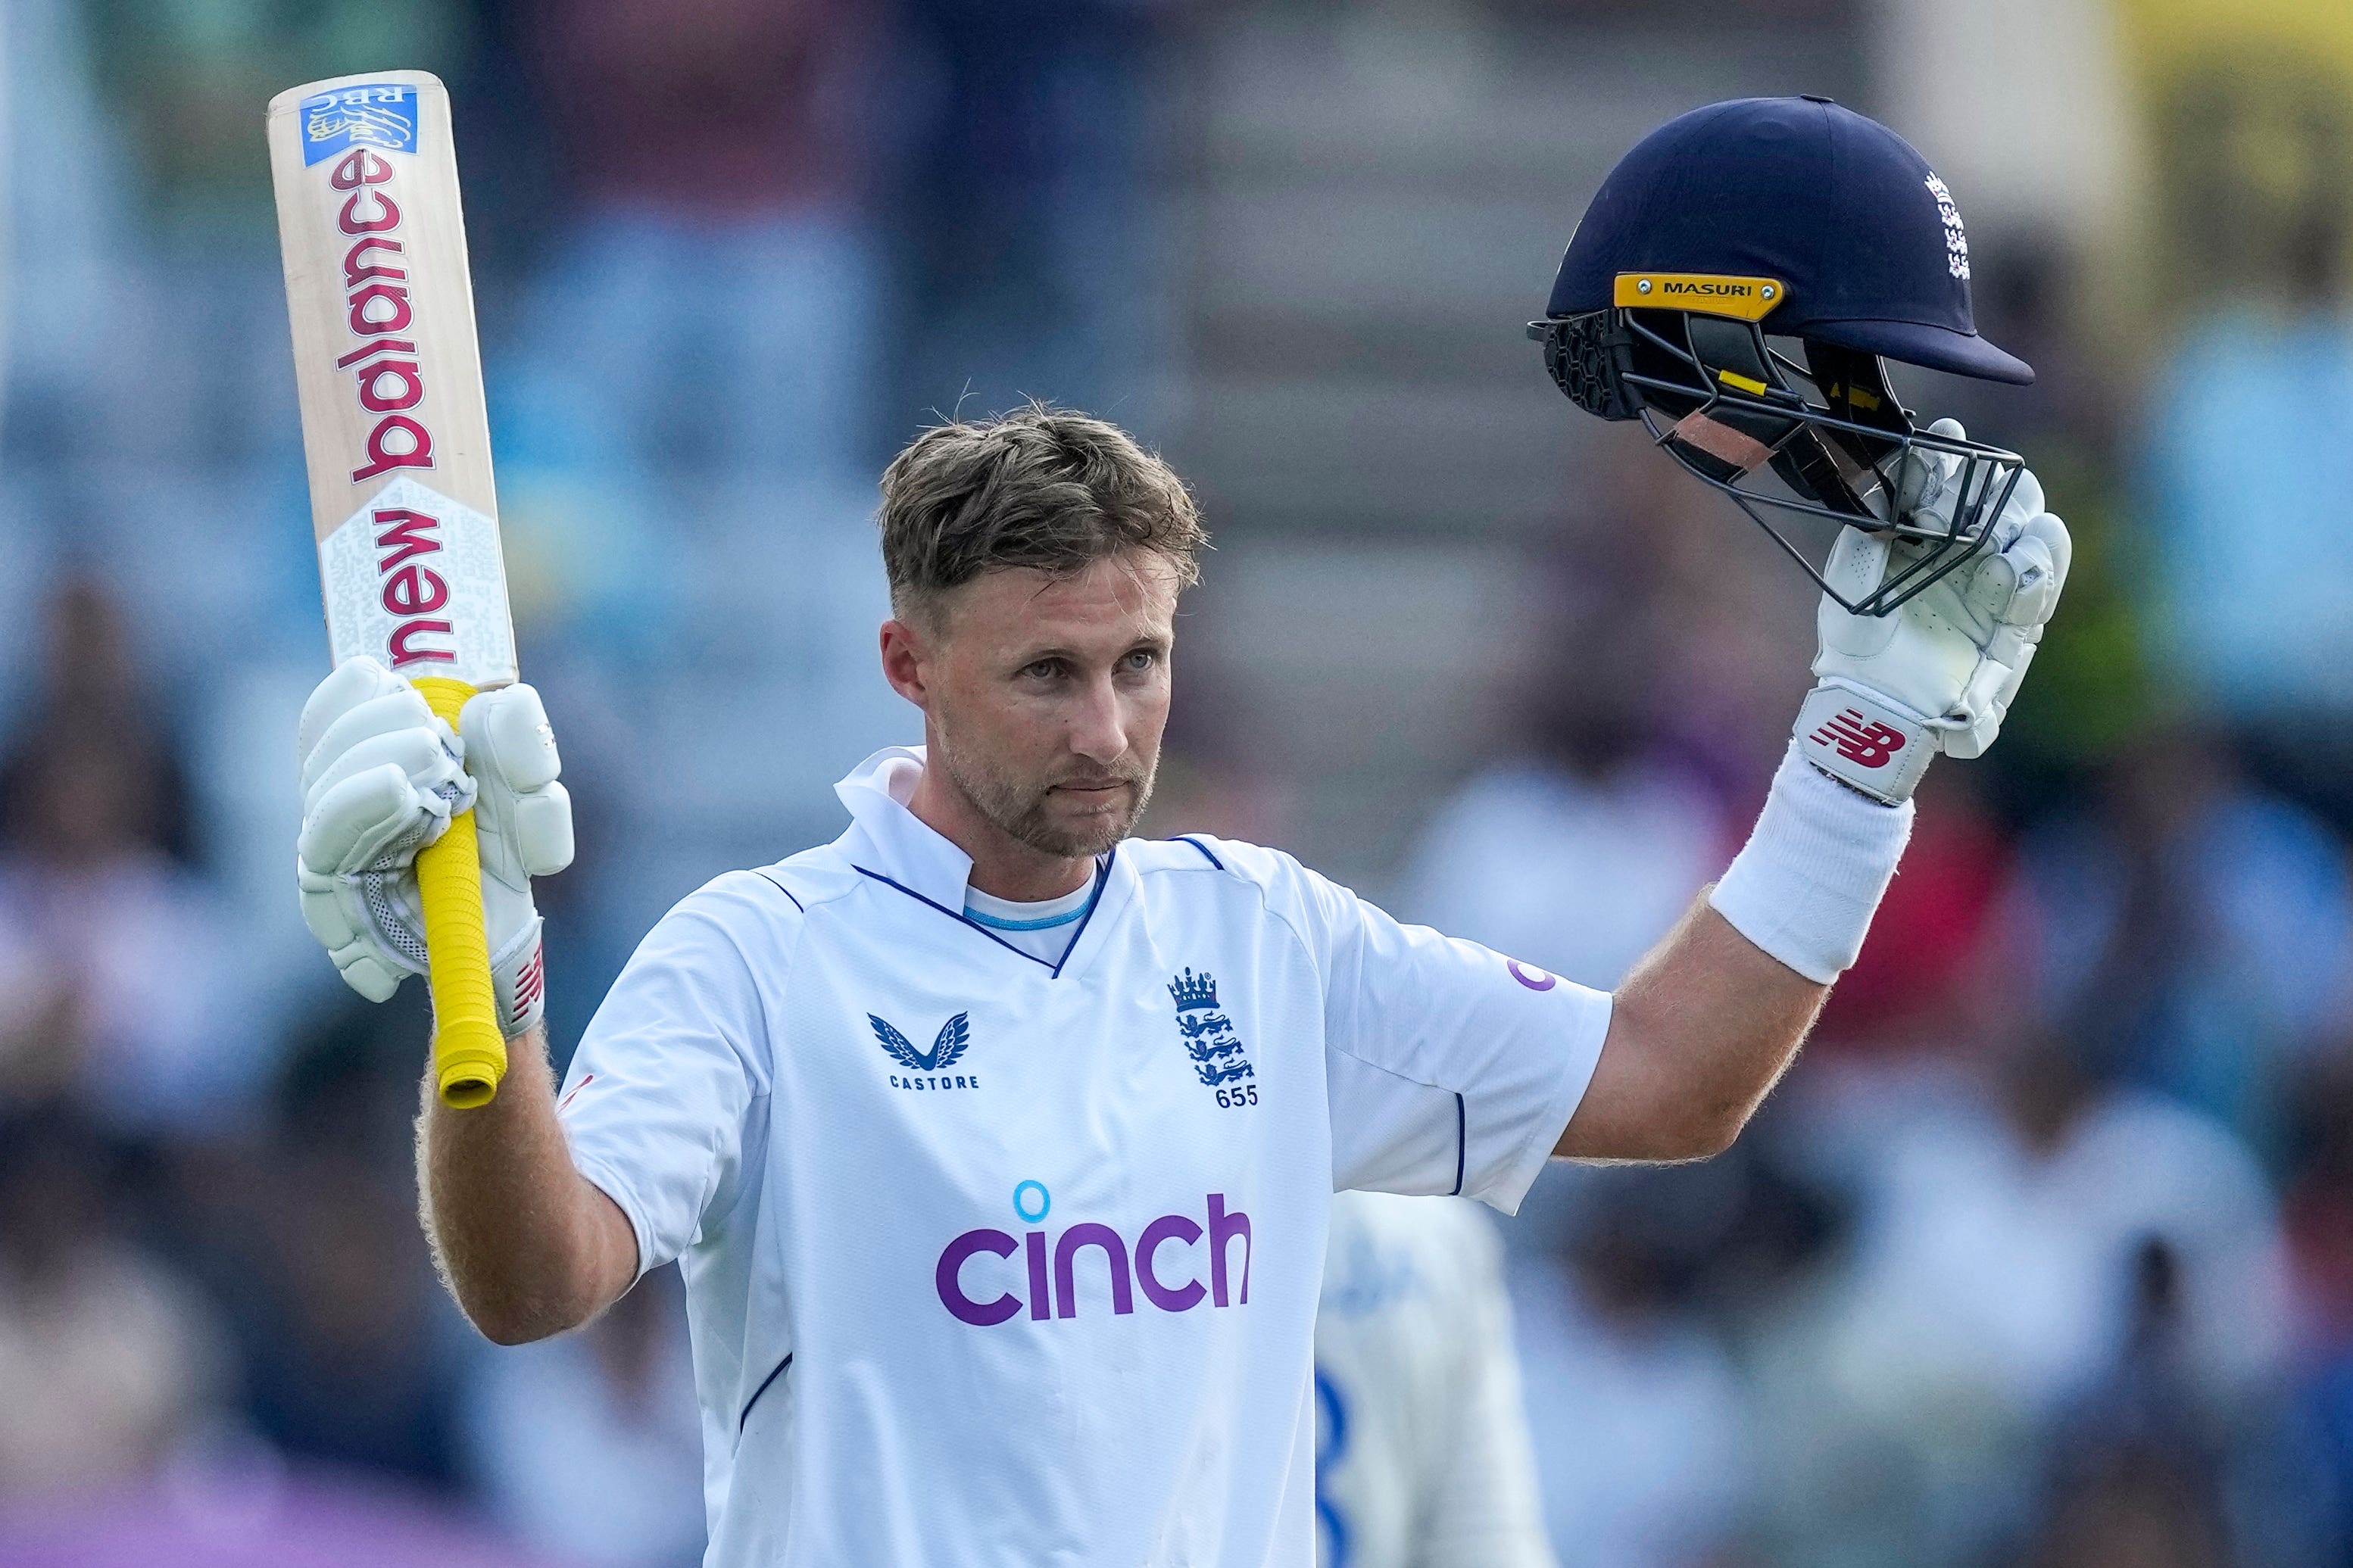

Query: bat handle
left=412, top=675, right=506, bottom=1109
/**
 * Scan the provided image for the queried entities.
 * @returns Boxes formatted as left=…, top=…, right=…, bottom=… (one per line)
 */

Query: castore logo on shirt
left=870, top=1011, right=980, bottom=1091
left=936, top=1183, right=1255, bottom=1326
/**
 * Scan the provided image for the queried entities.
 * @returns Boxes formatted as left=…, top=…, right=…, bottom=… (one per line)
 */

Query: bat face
left=267, top=73, right=516, bottom=690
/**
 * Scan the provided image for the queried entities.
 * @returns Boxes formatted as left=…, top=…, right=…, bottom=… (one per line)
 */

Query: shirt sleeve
left=1228, top=842, right=1611, bottom=1214
left=556, top=871, right=783, bottom=1278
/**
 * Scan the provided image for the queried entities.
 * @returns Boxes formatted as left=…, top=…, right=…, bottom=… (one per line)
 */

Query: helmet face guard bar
left=1529, top=307, right=2024, bottom=616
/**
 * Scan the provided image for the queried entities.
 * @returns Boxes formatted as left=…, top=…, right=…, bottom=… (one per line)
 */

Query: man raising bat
left=289, top=95, right=2066, bottom=1566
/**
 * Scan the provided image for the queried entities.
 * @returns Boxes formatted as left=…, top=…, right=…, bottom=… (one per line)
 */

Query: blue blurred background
left=4, top=0, right=2353, bottom=1563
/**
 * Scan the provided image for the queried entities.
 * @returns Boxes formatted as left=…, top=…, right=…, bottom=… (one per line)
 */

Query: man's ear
left=879, top=618, right=930, bottom=709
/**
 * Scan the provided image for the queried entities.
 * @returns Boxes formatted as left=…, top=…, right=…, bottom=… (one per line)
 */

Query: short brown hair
left=877, top=402, right=1208, bottom=626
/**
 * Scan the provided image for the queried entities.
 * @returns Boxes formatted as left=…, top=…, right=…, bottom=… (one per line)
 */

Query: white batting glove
left=296, top=657, right=573, bottom=1037
left=1796, top=419, right=2071, bottom=804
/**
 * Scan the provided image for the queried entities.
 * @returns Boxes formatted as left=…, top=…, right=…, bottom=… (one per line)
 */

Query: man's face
left=885, top=551, right=1180, bottom=861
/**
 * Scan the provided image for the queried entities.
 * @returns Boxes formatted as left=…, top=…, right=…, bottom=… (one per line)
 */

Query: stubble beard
left=932, top=731, right=1156, bottom=861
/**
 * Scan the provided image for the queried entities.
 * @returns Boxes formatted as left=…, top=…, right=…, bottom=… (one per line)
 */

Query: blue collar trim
left=964, top=904, right=1088, bottom=932
left=852, top=853, right=1113, bottom=977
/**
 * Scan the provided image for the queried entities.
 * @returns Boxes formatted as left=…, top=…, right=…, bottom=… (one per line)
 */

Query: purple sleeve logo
left=1506, top=958, right=1558, bottom=992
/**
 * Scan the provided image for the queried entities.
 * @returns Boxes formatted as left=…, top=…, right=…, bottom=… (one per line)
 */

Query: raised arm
left=418, top=1023, right=638, bottom=1343
left=1560, top=438, right=2070, bottom=1164
left=1557, top=895, right=1824, bottom=1161
left=296, top=659, right=631, bottom=1342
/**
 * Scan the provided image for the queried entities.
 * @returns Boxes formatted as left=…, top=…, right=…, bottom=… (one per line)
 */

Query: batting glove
left=296, top=657, right=573, bottom=1037
left=1796, top=419, right=2071, bottom=804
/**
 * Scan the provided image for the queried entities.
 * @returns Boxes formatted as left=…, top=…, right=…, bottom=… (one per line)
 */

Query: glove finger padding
left=303, top=725, right=469, bottom=819
left=298, top=656, right=406, bottom=764
left=461, top=685, right=574, bottom=893
left=513, top=780, right=575, bottom=879
left=1895, top=419, right=1965, bottom=519
left=1896, top=419, right=2046, bottom=549
left=2001, top=512, right=2071, bottom=628
left=299, top=762, right=448, bottom=876
left=294, top=667, right=572, bottom=1032
left=297, top=856, right=425, bottom=1001
left=1800, top=426, right=2068, bottom=800
left=462, top=683, right=563, bottom=793
left=301, top=687, right=445, bottom=794
left=1818, top=526, right=1902, bottom=658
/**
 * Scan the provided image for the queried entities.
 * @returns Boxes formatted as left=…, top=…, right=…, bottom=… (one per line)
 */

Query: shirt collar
left=834, top=744, right=978, bottom=909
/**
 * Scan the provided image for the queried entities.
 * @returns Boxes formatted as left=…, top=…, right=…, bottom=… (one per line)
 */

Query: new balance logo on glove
left=1793, top=686, right=1933, bottom=805
left=1810, top=709, right=1908, bottom=770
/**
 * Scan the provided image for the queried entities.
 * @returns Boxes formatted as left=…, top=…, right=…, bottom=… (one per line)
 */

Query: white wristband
left=1709, top=740, right=1914, bottom=984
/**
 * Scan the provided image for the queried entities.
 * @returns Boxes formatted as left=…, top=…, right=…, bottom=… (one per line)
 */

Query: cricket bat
left=267, top=71, right=516, bottom=1108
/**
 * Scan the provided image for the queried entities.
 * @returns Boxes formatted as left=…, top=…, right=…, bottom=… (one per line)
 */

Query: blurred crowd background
left=2, top=0, right=2352, bottom=1563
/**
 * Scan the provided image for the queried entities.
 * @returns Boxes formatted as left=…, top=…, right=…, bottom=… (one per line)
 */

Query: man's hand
left=1799, top=419, right=2071, bottom=803
left=296, top=657, right=574, bottom=1037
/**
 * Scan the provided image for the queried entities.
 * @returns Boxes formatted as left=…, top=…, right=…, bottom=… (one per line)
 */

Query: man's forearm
left=1556, top=737, right=1913, bottom=1162
left=417, top=1024, right=637, bottom=1344
left=1557, top=895, right=1826, bottom=1161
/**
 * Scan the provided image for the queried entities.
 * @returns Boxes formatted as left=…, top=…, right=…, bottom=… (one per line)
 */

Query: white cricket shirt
left=557, top=747, right=1612, bottom=1567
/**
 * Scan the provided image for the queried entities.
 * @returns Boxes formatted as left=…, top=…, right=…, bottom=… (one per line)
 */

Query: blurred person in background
left=222, top=1005, right=473, bottom=1492
left=2141, top=47, right=2353, bottom=831
left=1799, top=765, right=2014, bottom=1061
left=1751, top=1006, right=2291, bottom=1566
left=891, top=0, right=1173, bottom=432
left=2280, top=1055, right=2353, bottom=1561
left=1398, top=512, right=1732, bottom=996
left=507, top=0, right=880, bottom=483
left=0, top=1106, right=226, bottom=1504
left=2012, top=727, right=2353, bottom=1164
left=1511, top=1165, right=1752, bottom=1568
left=1312, top=1192, right=1554, bottom=1568
left=490, top=0, right=918, bottom=925
left=2018, top=1239, right=2239, bottom=1568
left=0, top=578, right=246, bottom=1132
left=462, top=1266, right=706, bottom=1568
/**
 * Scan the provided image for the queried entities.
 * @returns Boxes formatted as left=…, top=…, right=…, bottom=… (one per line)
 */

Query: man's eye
left=1022, top=660, right=1063, bottom=680
left=1122, top=650, right=1158, bottom=672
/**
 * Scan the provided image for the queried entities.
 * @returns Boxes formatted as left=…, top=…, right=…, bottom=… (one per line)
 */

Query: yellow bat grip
left=412, top=676, right=506, bottom=1108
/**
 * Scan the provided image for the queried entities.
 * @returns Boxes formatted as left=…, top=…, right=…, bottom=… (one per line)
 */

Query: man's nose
left=1069, top=675, right=1128, bottom=762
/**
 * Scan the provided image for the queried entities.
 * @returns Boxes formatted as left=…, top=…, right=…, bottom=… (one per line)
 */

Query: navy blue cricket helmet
left=1531, top=96, right=2032, bottom=616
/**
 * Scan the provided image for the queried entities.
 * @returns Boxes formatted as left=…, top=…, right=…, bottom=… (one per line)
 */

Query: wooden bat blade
left=266, top=70, right=516, bottom=693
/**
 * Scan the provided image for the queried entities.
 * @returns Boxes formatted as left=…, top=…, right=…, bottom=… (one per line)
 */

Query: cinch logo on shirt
left=935, top=1191, right=1253, bottom=1326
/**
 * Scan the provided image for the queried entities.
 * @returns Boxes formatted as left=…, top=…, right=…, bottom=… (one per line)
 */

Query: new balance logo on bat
left=373, top=508, right=454, bottom=667
left=1811, top=709, right=1908, bottom=768
left=328, top=146, right=438, bottom=485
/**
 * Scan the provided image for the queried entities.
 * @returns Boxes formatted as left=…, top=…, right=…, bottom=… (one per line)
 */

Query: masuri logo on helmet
left=1528, top=95, right=2029, bottom=618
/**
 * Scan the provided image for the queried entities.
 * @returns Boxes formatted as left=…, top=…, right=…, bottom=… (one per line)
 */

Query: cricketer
left=292, top=96, right=2067, bottom=1566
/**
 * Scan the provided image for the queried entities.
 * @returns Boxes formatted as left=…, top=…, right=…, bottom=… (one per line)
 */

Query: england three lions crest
left=1167, top=969, right=1256, bottom=1096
